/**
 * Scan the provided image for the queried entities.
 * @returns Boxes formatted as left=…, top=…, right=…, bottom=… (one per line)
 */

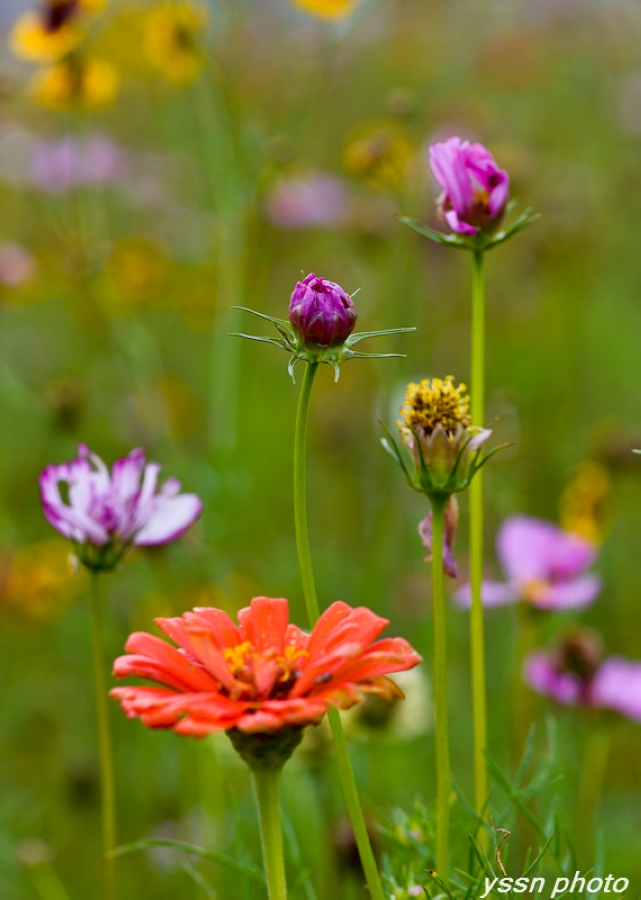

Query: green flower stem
left=251, top=767, right=288, bottom=900
left=470, top=249, right=488, bottom=819
left=576, top=727, right=611, bottom=863
left=89, top=572, right=117, bottom=900
left=293, top=362, right=385, bottom=900
left=430, top=495, right=451, bottom=882
left=294, top=362, right=321, bottom=622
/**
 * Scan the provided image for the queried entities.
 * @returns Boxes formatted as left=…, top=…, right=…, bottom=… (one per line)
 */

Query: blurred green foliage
left=1, top=0, right=641, bottom=896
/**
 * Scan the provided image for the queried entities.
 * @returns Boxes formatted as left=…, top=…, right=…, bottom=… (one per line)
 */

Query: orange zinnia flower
left=111, top=596, right=421, bottom=736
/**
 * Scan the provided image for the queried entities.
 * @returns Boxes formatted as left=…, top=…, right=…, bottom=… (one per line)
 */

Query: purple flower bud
left=288, top=273, right=357, bottom=348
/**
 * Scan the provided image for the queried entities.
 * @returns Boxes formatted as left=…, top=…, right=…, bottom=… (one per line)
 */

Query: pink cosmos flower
left=525, top=630, right=641, bottom=721
left=454, top=515, right=601, bottom=610
left=265, top=173, right=348, bottom=229
left=428, top=136, right=509, bottom=236
left=31, top=134, right=128, bottom=194
left=39, top=444, right=202, bottom=570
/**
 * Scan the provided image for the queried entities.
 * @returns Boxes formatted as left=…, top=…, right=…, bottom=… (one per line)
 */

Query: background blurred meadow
left=1, top=0, right=641, bottom=897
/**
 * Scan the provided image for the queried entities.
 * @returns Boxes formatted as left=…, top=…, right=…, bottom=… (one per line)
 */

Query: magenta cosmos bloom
left=428, top=136, right=509, bottom=236
left=265, top=173, right=348, bottom=229
left=288, top=273, right=357, bottom=348
left=454, top=515, right=601, bottom=610
left=39, top=444, right=202, bottom=570
left=525, top=631, right=641, bottom=721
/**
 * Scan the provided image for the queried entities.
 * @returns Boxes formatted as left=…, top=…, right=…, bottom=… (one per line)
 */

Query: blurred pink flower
left=525, top=633, right=641, bottom=721
left=31, top=134, right=128, bottom=193
left=0, top=243, right=36, bottom=286
left=39, top=444, right=202, bottom=570
left=428, top=136, right=509, bottom=236
left=454, top=515, right=601, bottom=610
left=265, top=173, right=348, bottom=229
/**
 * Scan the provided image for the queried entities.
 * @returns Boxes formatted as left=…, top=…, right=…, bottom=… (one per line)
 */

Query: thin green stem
left=252, top=768, right=288, bottom=900
left=293, top=363, right=385, bottom=900
left=470, top=249, right=488, bottom=819
left=89, top=572, right=117, bottom=900
left=294, top=363, right=320, bottom=623
left=430, top=496, right=450, bottom=882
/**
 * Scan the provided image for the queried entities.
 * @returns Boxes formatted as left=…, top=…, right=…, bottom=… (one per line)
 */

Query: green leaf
left=423, top=869, right=455, bottom=900
left=515, top=724, right=537, bottom=786
left=398, top=216, right=469, bottom=249
left=485, top=753, right=547, bottom=841
left=468, top=835, right=497, bottom=880
left=182, top=862, right=218, bottom=898
left=107, top=838, right=264, bottom=883
left=522, top=834, right=554, bottom=877
left=485, top=209, right=540, bottom=251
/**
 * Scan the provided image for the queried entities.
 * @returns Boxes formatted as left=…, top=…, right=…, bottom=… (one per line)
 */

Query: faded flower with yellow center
left=382, top=376, right=506, bottom=499
left=31, top=55, right=119, bottom=110
left=291, top=0, right=358, bottom=20
left=10, top=0, right=106, bottom=64
left=145, top=2, right=208, bottom=86
left=344, top=123, right=414, bottom=192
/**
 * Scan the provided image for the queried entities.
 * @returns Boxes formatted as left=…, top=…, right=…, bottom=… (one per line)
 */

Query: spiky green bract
left=231, top=306, right=414, bottom=382
left=380, top=421, right=512, bottom=501
left=399, top=201, right=540, bottom=254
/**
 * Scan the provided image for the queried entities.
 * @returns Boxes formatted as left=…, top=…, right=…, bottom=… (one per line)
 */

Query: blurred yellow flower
left=10, top=0, right=106, bottom=63
left=31, top=55, right=119, bottom=110
left=145, top=2, right=208, bottom=86
left=559, top=460, right=612, bottom=545
left=0, top=539, right=82, bottom=620
left=344, top=123, right=414, bottom=192
left=108, top=236, right=170, bottom=302
left=292, top=0, right=358, bottom=19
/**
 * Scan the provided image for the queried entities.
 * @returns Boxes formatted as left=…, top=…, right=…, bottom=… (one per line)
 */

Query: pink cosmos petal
left=524, top=652, right=582, bottom=706
left=111, top=450, right=146, bottom=504
left=547, top=532, right=596, bottom=581
left=533, top=574, right=602, bottom=611
left=444, top=208, right=478, bottom=235
left=468, top=428, right=492, bottom=451
left=592, top=657, right=641, bottom=721
left=40, top=446, right=203, bottom=558
left=497, top=516, right=558, bottom=583
left=429, top=137, right=474, bottom=214
left=453, top=580, right=519, bottom=609
left=488, top=175, right=509, bottom=217
left=133, top=493, right=203, bottom=545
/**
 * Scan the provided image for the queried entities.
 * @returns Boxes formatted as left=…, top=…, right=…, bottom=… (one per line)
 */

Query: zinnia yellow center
left=399, top=376, right=471, bottom=436
left=223, top=641, right=309, bottom=688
